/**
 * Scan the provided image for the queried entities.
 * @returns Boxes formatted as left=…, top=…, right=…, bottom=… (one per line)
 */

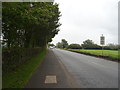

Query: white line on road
left=45, top=76, right=57, bottom=84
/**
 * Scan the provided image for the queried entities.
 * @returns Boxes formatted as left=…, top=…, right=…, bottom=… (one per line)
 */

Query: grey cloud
left=52, top=0, right=119, bottom=45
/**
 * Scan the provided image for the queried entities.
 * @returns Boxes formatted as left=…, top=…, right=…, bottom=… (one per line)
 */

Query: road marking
left=45, top=76, right=57, bottom=84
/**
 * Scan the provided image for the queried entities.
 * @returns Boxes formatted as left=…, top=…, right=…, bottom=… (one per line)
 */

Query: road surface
left=25, top=49, right=79, bottom=88
left=25, top=48, right=118, bottom=88
left=53, top=49, right=118, bottom=88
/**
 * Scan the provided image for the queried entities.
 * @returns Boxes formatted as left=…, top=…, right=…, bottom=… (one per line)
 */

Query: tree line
left=2, top=2, right=61, bottom=49
left=56, top=39, right=120, bottom=50
left=2, top=2, right=61, bottom=73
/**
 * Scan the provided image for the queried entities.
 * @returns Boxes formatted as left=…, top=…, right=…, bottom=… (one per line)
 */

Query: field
left=67, top=49, right=119, bottom=60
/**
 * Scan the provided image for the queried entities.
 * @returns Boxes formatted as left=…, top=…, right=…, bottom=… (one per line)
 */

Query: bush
left=68, top=44, right=82, bottom=49
left=2, top=47, right=42, bottom=74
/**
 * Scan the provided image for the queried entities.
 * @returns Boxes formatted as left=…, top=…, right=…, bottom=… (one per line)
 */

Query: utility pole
left=100, top=34, right=105, bottom=56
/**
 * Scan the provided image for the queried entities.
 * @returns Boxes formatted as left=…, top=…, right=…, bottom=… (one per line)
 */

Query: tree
left=107, top=44, right=118, bottom=50
left=81, top=39, right=94, bottom=49
left=56, top=39, right=68, bottom=48
left=2, top=2, right=61, bottom=49
left=61, top=39, right=68, bottom=48
left=81, top=39, right=101, bottom=49
left=118, top=45, right=120, bottom=49
left=48, top=43, right=55, bottom=47
left=104, top=44, right=119, bottom=50
left=56, top=42, right=63, bottom=48
left=67, top=44, right=82, bottom=49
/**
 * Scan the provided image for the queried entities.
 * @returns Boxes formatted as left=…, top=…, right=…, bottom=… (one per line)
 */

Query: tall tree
left=56, top=39, right=68, bottom=48
left=81, top=39, right=101, bottom=49
left=61, top=39, right=68, bottom=48
left=2, top=2, right=61, bottom=48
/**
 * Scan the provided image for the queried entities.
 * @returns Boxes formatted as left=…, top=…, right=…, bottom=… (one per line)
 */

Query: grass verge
left=67, top=49, right=119, bottom=62
left=3, top=49, right=47, bottom=88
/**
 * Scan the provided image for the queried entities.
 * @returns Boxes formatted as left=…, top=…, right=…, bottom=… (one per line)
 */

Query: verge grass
left=68, top=49, right=119, bottom=60
left=3, top=49, right=47, bottom=88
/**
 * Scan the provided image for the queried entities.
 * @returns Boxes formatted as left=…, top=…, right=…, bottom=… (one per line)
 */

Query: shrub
left=68, top=44, right=82, bottom=49
left=2, top=47, right=42, bottom=74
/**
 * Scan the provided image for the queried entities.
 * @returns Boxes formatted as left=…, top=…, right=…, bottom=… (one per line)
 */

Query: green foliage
left=56, top=42, right=63, bottom=48
left=2, top=2, right=61, bottom=88
left=81, top=39, right=102, bottom=49
left=2, top=2, right=61, bottom=74
left=107, top=44, right=119, bottom=50
left=2, top=2, right=61, bottom=48
left=81, top=39, right=119, bottom=50
left=2, top=47, right=42, bottom=74
left=48, top=43, right=55, bottom=47
left=68, top=44, right=82, bottom=49
left=61, top=39, right=68, bottom=48
left=3, top=49, right=46, bottom=88
left=56, top=39, right=68, bottom=48
left=103, top=44, right=120, bottom=50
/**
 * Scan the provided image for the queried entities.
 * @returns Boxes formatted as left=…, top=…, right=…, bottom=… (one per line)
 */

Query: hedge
left=2, top=47, right=42, bottom=74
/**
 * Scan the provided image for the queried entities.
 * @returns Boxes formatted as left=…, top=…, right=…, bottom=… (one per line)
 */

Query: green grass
left=68, top=49, right=119, bottom=60
left=3, top=49, right=47, bottom=88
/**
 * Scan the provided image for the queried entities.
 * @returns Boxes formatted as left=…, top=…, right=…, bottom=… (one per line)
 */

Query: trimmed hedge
left=2, top=47, right=42, bottom=74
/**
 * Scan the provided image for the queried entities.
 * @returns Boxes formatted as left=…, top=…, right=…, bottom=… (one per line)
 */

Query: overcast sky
left=52, top=0, right=119, bottom=45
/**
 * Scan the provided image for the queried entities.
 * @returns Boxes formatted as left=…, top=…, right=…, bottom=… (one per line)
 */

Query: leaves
left=2, top=2, right=61, bottom=48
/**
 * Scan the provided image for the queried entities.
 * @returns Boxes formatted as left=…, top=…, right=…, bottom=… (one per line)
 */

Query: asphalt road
left=53, top=48, right=118, bottom=88
left=25, top=49, right=79, bottom=88
left=25, top=48, right=118, bottom=88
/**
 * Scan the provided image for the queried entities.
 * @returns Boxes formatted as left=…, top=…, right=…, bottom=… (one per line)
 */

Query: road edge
left=51, top=49, right=80, bottom=88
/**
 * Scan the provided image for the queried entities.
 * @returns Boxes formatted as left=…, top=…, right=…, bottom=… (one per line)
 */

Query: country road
left=53, top=48, right=118, bottom=88
left=25, top=48, right=118, bottom=88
